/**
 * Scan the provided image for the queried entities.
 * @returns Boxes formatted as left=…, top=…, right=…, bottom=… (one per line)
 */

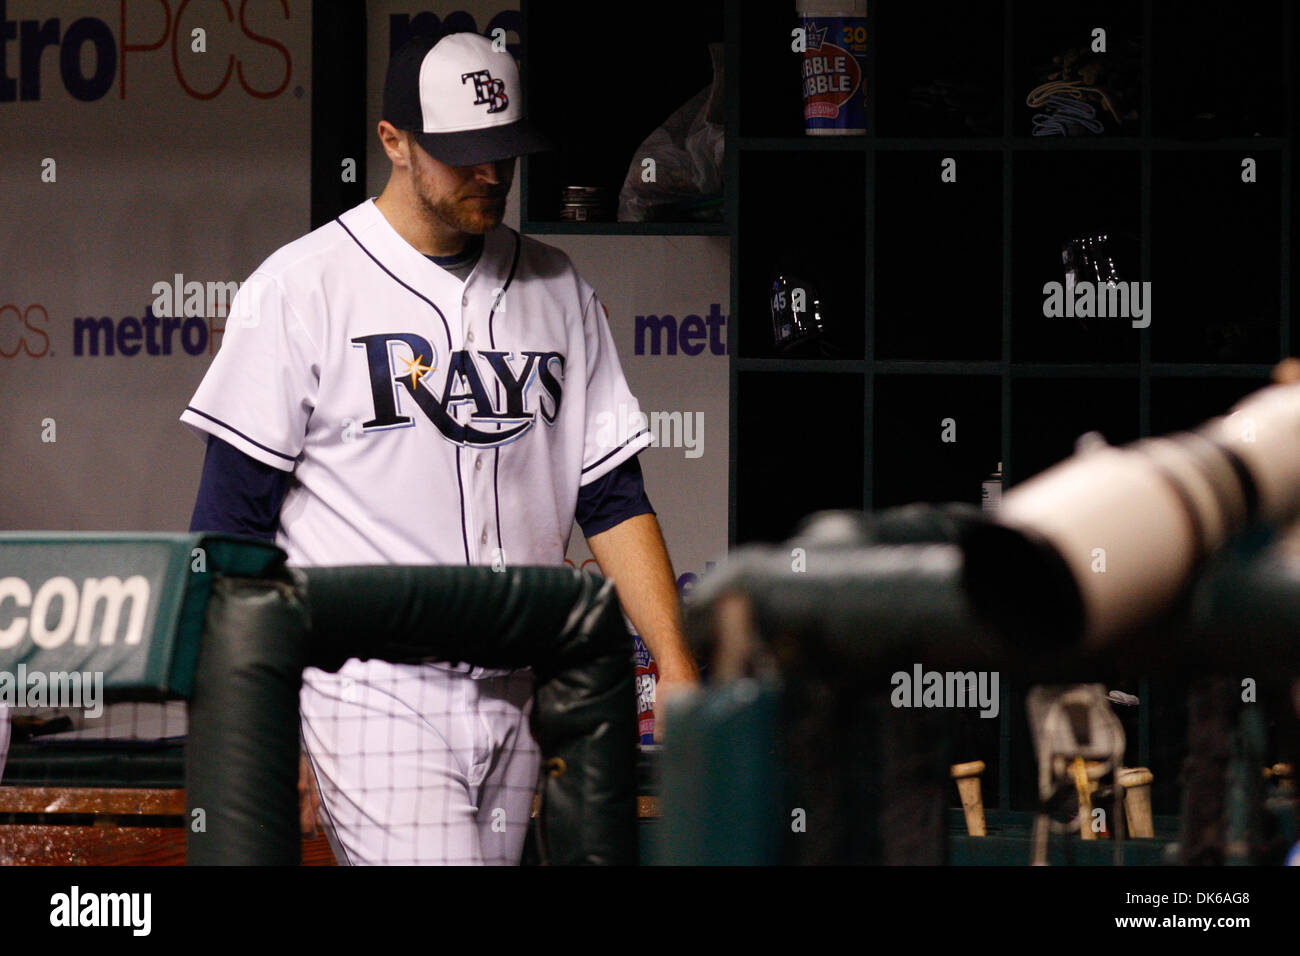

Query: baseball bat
left=951, top=760, right=987, bottom=837
left=1119, top=767, right=1155, bottom=838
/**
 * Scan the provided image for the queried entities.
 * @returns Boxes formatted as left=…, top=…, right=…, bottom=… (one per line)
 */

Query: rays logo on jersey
left=353, top=332, right=563, bottom=447
left=461, top=69, right=508, bottom=113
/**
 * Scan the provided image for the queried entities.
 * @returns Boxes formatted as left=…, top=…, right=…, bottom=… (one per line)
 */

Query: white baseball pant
left=300, top=658, right=540, bottom=865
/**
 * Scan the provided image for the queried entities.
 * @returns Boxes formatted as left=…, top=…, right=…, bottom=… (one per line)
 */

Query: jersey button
left=466, top=331, right=475, bottom=343
left=480, top=531, right=488, bottom=545
left=474, top=458, right=483, bottom=471
left=462, top=294, right=469, bottom=307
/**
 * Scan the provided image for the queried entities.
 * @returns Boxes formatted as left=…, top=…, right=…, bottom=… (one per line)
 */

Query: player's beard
left=414, top=180, right=507, bottom=236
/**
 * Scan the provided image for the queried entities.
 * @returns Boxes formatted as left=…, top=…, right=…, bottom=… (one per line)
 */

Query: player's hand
left=299, top=751, right=322, bottom=837
left=652, top=656, right=700, bottom=743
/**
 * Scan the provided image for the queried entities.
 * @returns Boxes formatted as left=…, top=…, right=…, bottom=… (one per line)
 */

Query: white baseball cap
left=382, top=31, right=551, bottom=167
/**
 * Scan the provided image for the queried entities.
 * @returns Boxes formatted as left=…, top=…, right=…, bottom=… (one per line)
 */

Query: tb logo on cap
left=461, top=70, right=508, bottom=113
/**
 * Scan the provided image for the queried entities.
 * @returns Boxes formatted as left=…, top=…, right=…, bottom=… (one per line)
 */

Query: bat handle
left=1119, top=767, right=1155, bottom=838
left=951, top=760, right=987, bottom=837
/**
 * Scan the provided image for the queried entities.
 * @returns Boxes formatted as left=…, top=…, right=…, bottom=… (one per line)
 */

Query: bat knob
left=951, top=761, right=987, bottom=837
left=1119, top=767, right=1155, bottom=838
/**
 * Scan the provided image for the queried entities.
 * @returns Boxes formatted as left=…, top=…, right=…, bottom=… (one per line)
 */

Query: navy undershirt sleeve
left=576, top=453, right=655, bottom=538
left=189, top=436, right=291, bottom=541
left=192, top=421, right=649, bottom=542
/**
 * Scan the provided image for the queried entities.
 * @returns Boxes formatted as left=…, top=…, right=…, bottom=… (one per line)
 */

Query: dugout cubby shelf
left=1150, top=151, right=1283, bottom=363
left=519, top=0, right=726, bottom=229
left=871, top=375, right=1000, bottom=511
left=720, top=0, right=1298, bottom=815
left=737, top=150, right=866, bottom=360
left=874, top=151, right=1002, bottom=361
left=1150, top=0, right=1287, bottom=139
left=1010, top=149, right=1142, bottom=363
left=1010, top=0, right=1143, bottom=138
left=734, top=370, right=864, bottom=545
left=873, top=3, right=1002, bottom=138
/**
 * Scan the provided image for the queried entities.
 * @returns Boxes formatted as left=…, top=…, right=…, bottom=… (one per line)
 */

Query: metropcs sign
left=0, top=575, right=150, bottom=649
left=0, top=0, right=298, bottom=104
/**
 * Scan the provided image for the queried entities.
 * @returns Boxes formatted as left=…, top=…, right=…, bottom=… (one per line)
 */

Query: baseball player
left=182, top=31, right=698, bottom=865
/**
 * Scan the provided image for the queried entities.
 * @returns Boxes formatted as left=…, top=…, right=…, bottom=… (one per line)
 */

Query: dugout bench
left=0, top=741, right=661, bottom=866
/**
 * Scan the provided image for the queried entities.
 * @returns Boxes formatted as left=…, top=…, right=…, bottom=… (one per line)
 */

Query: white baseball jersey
left=181, top=197, right=652, bottom=568
left=180, top=197, right=652, bottom=864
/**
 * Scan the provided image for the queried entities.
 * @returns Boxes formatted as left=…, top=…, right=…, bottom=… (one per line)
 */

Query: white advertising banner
left=0, top=0, right=313, bottom=531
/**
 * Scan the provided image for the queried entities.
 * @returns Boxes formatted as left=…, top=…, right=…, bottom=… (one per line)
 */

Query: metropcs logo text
left=0, top=302, right=49, bottom=357
left=634, top=304, right=728, bottom=356
left=0, top=575, right=150, bottom=649
left=0, top=0, right=296, bottom=103
left=73, top=274, right=243, bottom=357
